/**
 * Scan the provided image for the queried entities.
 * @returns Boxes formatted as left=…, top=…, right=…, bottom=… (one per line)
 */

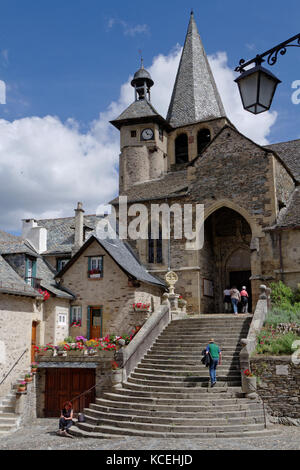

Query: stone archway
left=200, top=206, right=253, bottom=313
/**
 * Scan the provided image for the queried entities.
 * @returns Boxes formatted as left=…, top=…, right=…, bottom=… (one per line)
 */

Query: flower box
left=133, top=303, right=151, bottom=313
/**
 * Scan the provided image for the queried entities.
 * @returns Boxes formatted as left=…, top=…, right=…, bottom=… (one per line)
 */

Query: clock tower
left=110, top=63, right=170, bottom=193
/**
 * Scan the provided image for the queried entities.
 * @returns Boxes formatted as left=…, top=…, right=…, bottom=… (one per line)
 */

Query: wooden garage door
left=45, top=368, right=96, bottom=417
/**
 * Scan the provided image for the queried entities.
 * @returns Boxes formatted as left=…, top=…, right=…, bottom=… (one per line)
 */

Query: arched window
left=197, top=128, right=211, bottom=154
left=175, top=133, right=188, bottom=164
left=148, top=225, right=163, bottom=264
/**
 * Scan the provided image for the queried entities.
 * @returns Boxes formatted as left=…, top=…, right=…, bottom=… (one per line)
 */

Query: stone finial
left=259, top=284, right=267, bottom=299
left=165, top=271, right=178, bottom=295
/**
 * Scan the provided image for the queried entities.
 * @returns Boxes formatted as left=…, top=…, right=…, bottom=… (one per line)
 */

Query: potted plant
left=111, top=361, right=122, bottom=385
left=242, top=368, right=257, bottom=394
left=31, top=362, right=38, bottom=373
left=42, top=344, right=56, bottom=356
left=17, top=381, right=27, bottom=393
left=25, top=373, right=33, bottom=383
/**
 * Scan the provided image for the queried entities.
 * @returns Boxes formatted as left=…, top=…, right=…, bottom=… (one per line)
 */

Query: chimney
left=22, top=219, right=47, bottom=254
left=74, top=202, right=85, bottom=251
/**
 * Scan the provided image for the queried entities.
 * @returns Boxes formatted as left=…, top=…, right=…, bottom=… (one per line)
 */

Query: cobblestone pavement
left=0, top=419, right=300, bottom=450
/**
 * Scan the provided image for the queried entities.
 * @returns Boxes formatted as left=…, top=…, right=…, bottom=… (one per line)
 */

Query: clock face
left=141, top=128, right=154, bottom=141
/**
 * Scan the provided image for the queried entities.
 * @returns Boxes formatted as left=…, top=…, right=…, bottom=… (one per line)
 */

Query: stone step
left=82, top=410, right=265, bottom=427
left=104, top=389, right=243, bottom=401
left=76, top=419, right=267, bottom=436
left=131, top=369, right=241, bottom=379
left=0, top=416, right=18, bottom=425
left=127, top=378, right=241, bottom=388
left=145, top=353, right=240, bottom=361
left=101, top=393, right=248, bottom=406
left=123, top=381, right=242, bottom=393
left=150, top=346, right=242, bottom=353
left=93, top=398, right=261, bottom=413
left=70, top=425, right=276, bottom=440
left=89, top=403, right=261, bottom=417
left=137, top=363, right=240, bottom=372
left=141, top=358, right=240, bottom=365
left=0, top=406, right=15, bottom=413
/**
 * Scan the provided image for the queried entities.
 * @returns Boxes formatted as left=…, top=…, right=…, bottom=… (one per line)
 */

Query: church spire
left=167, top=12, right=226, bottom=128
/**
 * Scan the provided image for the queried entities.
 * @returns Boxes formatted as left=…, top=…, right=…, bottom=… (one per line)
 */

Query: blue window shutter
left=32, top=259, right=37, bottom=279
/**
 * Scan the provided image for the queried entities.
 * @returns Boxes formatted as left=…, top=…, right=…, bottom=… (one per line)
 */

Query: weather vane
left=138, top=49, right=144, bottom=68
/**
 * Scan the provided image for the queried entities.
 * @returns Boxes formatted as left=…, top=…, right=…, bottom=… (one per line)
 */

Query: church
left=110, top=11, right=300, bottom=315
left=0, top=9, right=299, bottom=434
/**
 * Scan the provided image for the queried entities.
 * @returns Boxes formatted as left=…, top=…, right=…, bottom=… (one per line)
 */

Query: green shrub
left=256, top=326, right=300, bottom=355
left=270, top=281, right=293, bottom=306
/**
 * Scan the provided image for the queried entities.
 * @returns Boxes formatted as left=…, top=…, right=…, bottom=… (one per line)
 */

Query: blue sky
left=1, top=0, right=299, bottom=140
left=0, top=0, right=299, bottom=232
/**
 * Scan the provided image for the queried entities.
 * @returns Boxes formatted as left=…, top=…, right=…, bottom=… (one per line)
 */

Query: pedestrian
left=230, top=286, right=241, bottom=315
left=58, top=401, right=74, bottom=437
left=240, top=286, right=249, bottom=313
left=206, top=339, right=222, bottom=387
left=223, top=286, right=232, bottom=313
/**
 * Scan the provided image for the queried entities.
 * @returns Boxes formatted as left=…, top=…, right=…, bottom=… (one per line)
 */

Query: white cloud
left=107, top=18, right=149, bottom=37
left=0, top=45, right=277, bottom=232
left=209, top=51, right=277, bottom=145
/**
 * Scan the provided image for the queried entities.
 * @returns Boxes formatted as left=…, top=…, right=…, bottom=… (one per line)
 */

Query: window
left=88, top=256, right=103, bottom=278
left=57, top=258, right=70, bottom=272
left=70, top=306, right=82, bottom=327
left=131, top=130, right=137, bottom=138
left=175, top=134, right=189, bottom=164
left=197, top=128, right=211, bottom=154
left=57, top=313, right=67, bottom=325
left=25, top=257, right=37, bottom=287
left=148, top=225, right=163, bottom=264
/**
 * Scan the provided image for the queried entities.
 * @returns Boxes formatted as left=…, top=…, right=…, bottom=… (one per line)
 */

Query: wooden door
left=31, top=321, right=37, bottom=363
left=89, top=307, right=102, bottom=339
left=45, top=368, right=96, bottom=417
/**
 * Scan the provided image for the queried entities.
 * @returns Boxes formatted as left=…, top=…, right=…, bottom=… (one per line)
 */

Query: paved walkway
left=0, top=419, right=299, bottom=450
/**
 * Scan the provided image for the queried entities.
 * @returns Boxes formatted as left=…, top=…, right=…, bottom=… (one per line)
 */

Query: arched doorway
left=200, top=207, right=252, bottom=313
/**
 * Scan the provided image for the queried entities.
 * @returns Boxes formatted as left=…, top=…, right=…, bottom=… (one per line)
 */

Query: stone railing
left=116, top=303, right=171, bottom=382
left=239, top=285, right=270, bottom=395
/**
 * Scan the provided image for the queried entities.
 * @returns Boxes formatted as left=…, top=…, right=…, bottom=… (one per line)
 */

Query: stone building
left=110, top=11, right=300, bottom=314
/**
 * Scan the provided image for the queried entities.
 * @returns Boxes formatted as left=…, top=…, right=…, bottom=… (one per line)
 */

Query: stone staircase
left=71, top=314, right=275, bottom=439
left=0, top=390, right=20, bottom=436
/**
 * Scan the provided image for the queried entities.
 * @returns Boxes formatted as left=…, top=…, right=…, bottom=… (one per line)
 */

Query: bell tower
left=110, top=62, right=170, bottom=193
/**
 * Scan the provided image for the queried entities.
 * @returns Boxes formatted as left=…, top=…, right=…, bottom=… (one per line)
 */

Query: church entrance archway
left=200, top=207, right=252, bottom=313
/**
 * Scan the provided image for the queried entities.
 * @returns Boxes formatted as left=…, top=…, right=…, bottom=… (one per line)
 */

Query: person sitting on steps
left=58, top=401, right=74, bottom=438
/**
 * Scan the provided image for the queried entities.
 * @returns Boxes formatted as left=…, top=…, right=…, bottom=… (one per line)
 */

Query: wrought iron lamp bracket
left=235, top=33, right=300, bottom=73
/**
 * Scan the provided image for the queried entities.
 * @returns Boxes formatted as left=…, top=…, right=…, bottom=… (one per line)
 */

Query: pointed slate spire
left=167, top=12, right=226, bottom=128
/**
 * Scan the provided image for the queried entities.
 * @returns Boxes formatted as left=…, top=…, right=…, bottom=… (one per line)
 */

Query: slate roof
left=37, top=214, right=103, bottom=255
left=0, top=230, right=37, bottom=257
left=0, top=254, right=40, bottom=297
left=0, top=229, right=74, bottom=299
left=110, top=99, right=168, bottom=130
left=57, top=234, right=167, bottom=289
left=265, top=139, right=300, bottom=183
left=36, top=257, right=75, bottom=299
left=110, top=169, right=188, bottom=205
left=166, top=12, right=226, bottom=128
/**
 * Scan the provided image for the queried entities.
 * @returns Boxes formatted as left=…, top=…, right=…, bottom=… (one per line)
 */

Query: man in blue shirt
left=206, top=339, right=222, bottom=387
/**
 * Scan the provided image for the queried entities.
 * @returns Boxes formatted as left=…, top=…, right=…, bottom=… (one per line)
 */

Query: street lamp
left=235, top=33, right=300, bottom=114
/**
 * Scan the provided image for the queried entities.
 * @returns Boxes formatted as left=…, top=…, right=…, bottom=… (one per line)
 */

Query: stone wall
left=251, top=356, right=300, bottom=421
left=0, top=294, right=40, bottom=399
left=59, top=238, right=163, bottom=339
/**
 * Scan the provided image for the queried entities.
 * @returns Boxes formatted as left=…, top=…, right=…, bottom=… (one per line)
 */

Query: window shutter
left=87, top=306, right=91, bottom=340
